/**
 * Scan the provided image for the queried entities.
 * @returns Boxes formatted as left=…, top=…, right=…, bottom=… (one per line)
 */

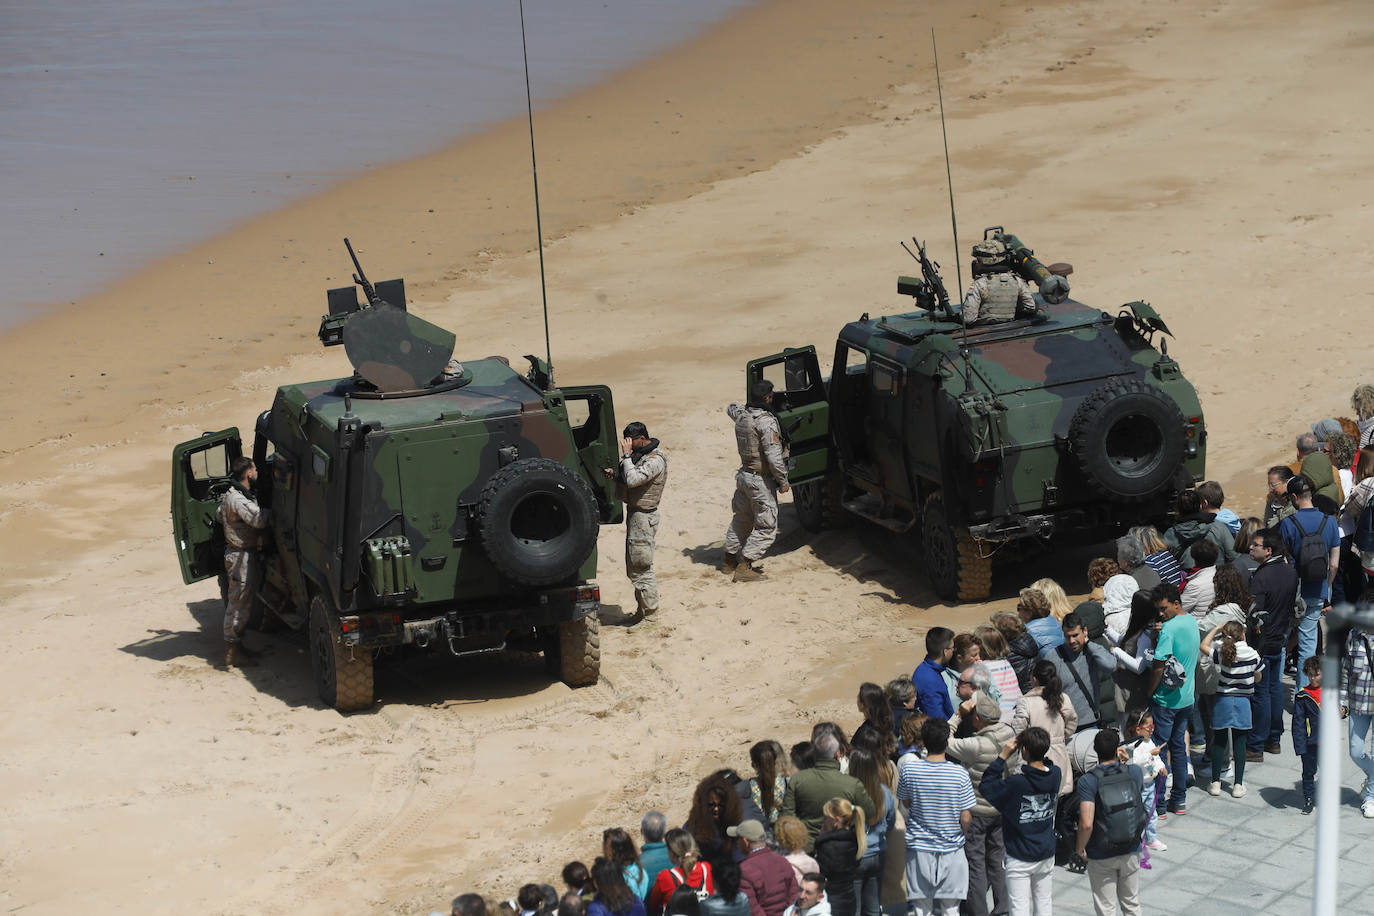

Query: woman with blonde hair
left=1029, top=577, right=1074, bottom=622
left=846, top=749, right=895, bottom=916
left=973, top=624, right=1023, bottom=716
left=645, top=830, right=714, bottom=916
left=1129, top=524, right=1184, bottom=588
left=814, top=797, right=866, bottom=916
left=1016, top=587, right=1063, bottom=656
left=1352, top=383, right=1374, bottom=448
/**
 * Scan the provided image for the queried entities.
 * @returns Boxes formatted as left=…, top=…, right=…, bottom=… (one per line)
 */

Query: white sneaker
left=1231, top=784, right=1247, bottom=799
left=1145, top=839, right=1167, bottom=851
left=1362, top=800, right=1374, bottom=819
left=1208, top=781, right=1222, bottom=796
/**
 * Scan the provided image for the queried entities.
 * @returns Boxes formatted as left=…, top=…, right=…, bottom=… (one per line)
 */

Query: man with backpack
left=1073, top=729, right=1146, bottom=916
left=1279, top=475, right=1341, bottom=688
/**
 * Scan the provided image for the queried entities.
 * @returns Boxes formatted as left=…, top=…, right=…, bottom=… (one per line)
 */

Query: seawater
left=0, top=0, right=751, bottom=326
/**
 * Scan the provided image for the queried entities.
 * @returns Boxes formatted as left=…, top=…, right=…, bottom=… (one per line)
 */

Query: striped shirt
left=1144, top=550, right=1185, bottom=588
left=897, top=758, right=976, bottom=853
left=1212, top=640, right=1261, bottom=695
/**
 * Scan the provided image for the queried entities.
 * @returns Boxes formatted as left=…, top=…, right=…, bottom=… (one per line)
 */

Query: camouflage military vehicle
left=171, top=243, right=622, bottom=710
left=746, top=228, right=1206, bottom=601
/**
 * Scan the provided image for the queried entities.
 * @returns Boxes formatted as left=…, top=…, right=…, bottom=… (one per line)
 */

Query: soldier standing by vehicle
left=723, top=380, right=790, bottom=582
left=618, top=422, right=667, bottom=616
left=961, top=240, right=1036, bottom=325
left=219, top=457, right=270, bottom=668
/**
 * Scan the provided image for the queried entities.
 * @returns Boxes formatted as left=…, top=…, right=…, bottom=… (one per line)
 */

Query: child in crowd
left=1293, top=657, right=1324, bottom=814
left=1202, top=621, right=1261, bottom=798
left=772, top=816, right=819, bottom=887
left=896, top=709, right=929, bottom=763
left=1120, top=708, right=1167, bottom=865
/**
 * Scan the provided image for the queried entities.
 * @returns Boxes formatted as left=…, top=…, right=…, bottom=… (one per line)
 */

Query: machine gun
left=319, top=239, right=409, bottom=346
left=985, top=227, right=1073, bottom=305
left=898, top=238, right=958, bottom=320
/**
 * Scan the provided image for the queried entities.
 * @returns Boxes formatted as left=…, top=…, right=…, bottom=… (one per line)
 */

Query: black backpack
left=1092, top=765, right=1146, bottom=855
left=1292, top=513, right=1333, bottom=584
left=1356, top=499, right=1374, bottom=553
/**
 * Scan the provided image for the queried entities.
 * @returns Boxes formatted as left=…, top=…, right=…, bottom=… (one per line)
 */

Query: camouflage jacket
left=728, top=404, right=789, bottom=486
left=619, top=443, right=667, bottom=512
left=962, top=273, right=1035, bottom=324
left=219, top=485, right=269, bottom=550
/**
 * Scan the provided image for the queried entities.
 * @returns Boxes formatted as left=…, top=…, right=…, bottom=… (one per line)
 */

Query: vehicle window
left=844, top=346, right=868, bottom=375
left=566, top=398, right=592, bottom=429
left=871, top=364, right=898, bottom=395
left=188, top=443, right=230, bottom=481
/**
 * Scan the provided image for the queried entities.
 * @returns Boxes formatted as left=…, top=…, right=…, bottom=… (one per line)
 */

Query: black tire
left=921, top=492, right=992, bottom=602
left=794, top=472, right=849, bottom=533
left=309, top=593, right=374, bottom=712
left=1069, top=378, right=1186, bottom=500
left=557, top=614, right=601, bottom=687
left=478, top=458, right=599, bottom=588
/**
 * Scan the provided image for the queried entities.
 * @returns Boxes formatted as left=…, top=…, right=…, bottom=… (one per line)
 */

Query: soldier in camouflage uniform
left=962, top=239, right=1036, bottom=325
left=218, top=456, right=270, bottom=668
left=723, top=380, right=791, bottom=582
left=618, top=422, right=667, bottom=616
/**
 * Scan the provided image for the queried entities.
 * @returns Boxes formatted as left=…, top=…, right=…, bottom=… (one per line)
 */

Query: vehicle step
left=841, top=497, right=916, bottom=533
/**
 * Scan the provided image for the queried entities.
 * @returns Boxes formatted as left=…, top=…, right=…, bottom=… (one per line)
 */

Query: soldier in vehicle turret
left=722, top=380, right=791, bottom=582
left=218, top=457, right=271, bottom=669
left=961, top=239, right=1037, bottom=325
left=618, top=422, right=667, bottom=616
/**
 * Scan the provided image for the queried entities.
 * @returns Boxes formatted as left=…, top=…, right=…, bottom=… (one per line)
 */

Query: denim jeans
left=1151, top=702, right=1193, bottom=807
left=1350, top=714, right=1374, bottom=804
left=854, top=851, right=882, bottom=916
left=1297, top=596, right=1323, bottom=689
left=1249, top=650, right=1286, bottom=751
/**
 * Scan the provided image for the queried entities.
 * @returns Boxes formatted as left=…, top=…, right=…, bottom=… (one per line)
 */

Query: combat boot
left=733, top=563, right=765, bottom=583
left=720, top=552, right=740, bottom=574
left=223, top=641, right=257, bottom=668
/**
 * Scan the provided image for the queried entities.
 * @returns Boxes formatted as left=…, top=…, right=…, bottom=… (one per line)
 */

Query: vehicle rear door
left=745, top=346, right=831, bottom=484
left=562, top=384, right=624, bottom=524
left=170, top=428, right=242, bottom=584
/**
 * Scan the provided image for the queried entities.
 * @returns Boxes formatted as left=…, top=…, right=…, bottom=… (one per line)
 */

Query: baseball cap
left=973, top=691, right=1002, bottom=722
left=726, top=819, right=766, bottom=842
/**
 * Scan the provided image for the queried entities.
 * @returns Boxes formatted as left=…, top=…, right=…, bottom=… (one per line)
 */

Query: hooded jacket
left=1293, top=685, right=1321, bottom=756
left=1164, top=513, right=1238, bottom=567
left=979, top=756, right=1062, bottom=862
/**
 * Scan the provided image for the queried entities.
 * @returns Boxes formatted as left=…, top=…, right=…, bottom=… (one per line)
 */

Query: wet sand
left=1, top=0, right=1372, bottom=912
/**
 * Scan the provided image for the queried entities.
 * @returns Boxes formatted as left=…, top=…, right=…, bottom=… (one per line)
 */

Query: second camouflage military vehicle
left=171, top=242, right=622, bottom=711
left=747, top=228, right=1206, bottom=601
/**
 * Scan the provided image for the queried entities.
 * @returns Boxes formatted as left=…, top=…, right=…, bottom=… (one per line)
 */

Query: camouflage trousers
left=625, top=508, right=659, bottom=613
left=223, top=548, right=260, bottom=641
left=723, top=469, right=778, bottom=563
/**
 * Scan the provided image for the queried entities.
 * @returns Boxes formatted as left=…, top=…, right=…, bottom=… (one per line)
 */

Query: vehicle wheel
left=557, top=614, right=600, bottom=687
left=921, top=492, right=992, bottom=602
left=1069, top=378, right=1187, bottom=500
left=794, top=472, right=847, bottom=533
left=478, top=458, right=600, bottom=587
left=309, top=593, right=374, bottom=712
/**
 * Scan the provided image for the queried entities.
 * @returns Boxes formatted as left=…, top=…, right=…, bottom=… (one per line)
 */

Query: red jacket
left=739, top=847, right=800, bottom=916
left=646, top=862, right=714, bottom=916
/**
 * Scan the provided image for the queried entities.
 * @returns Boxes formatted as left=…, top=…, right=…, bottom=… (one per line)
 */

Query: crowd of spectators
left=437, top=387, right=1374, bottom=916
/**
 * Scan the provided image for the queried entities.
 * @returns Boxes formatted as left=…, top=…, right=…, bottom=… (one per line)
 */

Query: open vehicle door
left=745, top=346, right=831, bottom=485
left=562, top=385, right=624, bottom=524
left=170, top=428, right=242, bottom=584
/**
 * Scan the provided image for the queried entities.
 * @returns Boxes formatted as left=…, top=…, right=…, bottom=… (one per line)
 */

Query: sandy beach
left=2, top=0, right=1372, bottom=911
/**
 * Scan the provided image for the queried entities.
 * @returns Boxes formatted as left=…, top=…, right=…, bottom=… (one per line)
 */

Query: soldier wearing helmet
left=961, top=239, right=1036, bottom=325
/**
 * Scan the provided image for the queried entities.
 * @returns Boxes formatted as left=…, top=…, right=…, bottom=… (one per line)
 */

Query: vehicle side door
left=867, top=358, right=913, bottom=504
left=745, top=346, right=830, bottom=485
left=562, top=384, right=625, bottom=524
left=170, top=428, right=242, bottom=584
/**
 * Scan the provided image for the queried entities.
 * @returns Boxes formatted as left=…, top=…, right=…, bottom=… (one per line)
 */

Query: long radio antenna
left=932, top=29, right=961, bottom=299
left=519, top=0, right=553, bottom=380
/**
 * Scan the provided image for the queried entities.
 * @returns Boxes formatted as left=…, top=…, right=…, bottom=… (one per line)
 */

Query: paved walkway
left=1049, top=687, right=1374, bottom=913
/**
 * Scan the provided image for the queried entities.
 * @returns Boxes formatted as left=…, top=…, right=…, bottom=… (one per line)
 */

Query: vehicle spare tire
left=478, top=457, right=599, bottom=587
left=1069, top=378, right=1186, bottom=500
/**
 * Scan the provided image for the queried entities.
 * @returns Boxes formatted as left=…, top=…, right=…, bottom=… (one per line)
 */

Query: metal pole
left=1313, top=602, right=1373, bottom=915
